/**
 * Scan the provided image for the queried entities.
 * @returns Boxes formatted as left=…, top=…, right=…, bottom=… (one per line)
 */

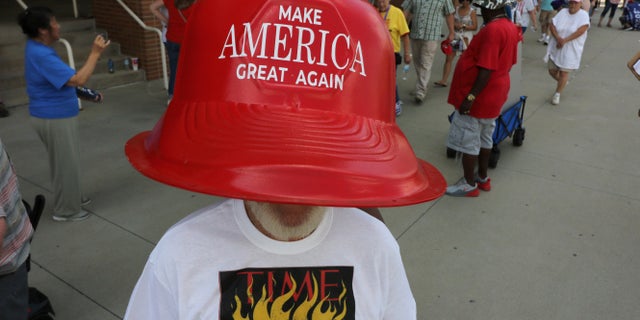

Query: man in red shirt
left=445, top=0, right=521, bottom=197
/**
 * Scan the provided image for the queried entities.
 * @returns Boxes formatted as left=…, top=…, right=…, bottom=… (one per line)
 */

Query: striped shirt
left=403, top=0, right=456, bottom=41
left=0, top=138, right=33, bottom=275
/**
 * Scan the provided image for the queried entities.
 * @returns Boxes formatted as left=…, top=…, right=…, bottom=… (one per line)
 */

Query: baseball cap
left=441, top=40, right=454, bottom=55
left=125, top=0, right=446, bottom=207
left=473, top=0, right=516, bottom=9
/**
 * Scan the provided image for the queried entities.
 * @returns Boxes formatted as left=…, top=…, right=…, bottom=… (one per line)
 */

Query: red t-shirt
left=163, top=0, right=193, bottom=44
left=448, top=18, right=521, bottom=119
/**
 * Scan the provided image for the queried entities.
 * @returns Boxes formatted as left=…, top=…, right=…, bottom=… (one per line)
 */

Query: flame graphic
left=231, top=274, right=348, bottom=319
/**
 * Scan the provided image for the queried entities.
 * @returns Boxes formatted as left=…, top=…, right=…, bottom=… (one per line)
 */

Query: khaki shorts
left=539, top=10, right=556, bottom=25
left=447, top=111, right=496, bottom=156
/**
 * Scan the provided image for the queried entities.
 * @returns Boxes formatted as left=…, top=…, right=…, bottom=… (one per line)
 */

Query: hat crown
left=125, top=0, right=446, bottom=206
left=176, top=0, right=394, bottom=121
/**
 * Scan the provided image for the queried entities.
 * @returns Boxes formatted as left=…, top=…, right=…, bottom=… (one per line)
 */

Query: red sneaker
left=475, top=176, right=491, bottom=191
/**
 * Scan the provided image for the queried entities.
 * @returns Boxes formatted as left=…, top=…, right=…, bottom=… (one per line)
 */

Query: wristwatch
left=466, top=93, right=476, bottom=102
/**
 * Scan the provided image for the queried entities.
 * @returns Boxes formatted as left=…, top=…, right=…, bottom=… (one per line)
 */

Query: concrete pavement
left=1, top=20, right=639, bottom=319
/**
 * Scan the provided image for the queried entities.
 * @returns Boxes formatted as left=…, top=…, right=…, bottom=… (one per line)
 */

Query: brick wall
left=92, top=0, right=164, bottom=80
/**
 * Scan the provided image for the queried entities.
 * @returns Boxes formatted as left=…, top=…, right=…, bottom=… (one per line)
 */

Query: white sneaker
left=52, top=210, right=91, bottom=222
left=445, top=177, right=479, bottom=197
left=551, top=93, right=560, bottom=105
left=537, top=34, right=546, bottom=42
left=544, top=35, right=550, bottom=45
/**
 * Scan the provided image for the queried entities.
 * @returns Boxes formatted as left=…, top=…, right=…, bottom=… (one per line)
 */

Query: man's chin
left=246, top=201, right=326, bottom=241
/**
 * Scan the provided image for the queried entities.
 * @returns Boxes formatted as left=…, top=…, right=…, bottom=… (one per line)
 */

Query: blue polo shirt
left=25, top=39, right=78, bottom=119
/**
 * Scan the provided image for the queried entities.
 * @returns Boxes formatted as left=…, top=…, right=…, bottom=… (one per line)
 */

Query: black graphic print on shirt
left=219, top=266, right=355, bottom=319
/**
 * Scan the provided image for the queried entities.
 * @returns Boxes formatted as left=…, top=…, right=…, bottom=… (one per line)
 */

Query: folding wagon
left=447, top=95, right=527, bottom=168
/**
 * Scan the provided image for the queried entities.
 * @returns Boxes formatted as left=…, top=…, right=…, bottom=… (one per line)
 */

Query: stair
left=0, top=18, right=146, bottom=107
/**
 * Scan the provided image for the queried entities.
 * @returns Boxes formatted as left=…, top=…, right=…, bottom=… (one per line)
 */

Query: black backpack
left=28, top=287, right=55, bottom=320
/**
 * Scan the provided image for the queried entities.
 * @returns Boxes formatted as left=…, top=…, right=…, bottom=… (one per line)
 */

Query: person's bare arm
left=459, top=67, right=492, bottom=114
left=150, top=0, right=169, bottom=25
left=446, top=13, right=455, bottom=41
left=66, top=35, right=110, bottom=87
left=555, top=24, right=589, bottom=48
left=466, top=10, right=479, bottom=31
left=401, top=34, right=412, bottom=64
left=528, top=10, right=538, bottom=30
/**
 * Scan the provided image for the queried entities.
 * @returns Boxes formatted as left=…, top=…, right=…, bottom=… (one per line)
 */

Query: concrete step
left=0, top=17, right=146, bottom=108
left=0, top=42, right=122, bottom=77
left=52, top=41, right=123, bottom=65
left=0, top=70, right=146, bottom=108
left=2, top=18, right=96, bottom=44
left=0, top=53, right=135, bottom=90
left=85, top=69, right=146, bottom=90
left=0, top=29, right=113, bottom=61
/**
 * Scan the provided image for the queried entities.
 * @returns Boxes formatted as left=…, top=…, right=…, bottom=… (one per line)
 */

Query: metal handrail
left=16, top=0, right=83, bottom=109
left=72, top=0, right=78, bottom=18
left=58, top=39, right=83, bottom=110
left=115, top=0, right=169, bottom=90
left=16, top=0, right=77, bottom=18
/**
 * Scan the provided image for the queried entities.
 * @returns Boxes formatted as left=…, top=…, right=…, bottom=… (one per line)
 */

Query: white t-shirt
left=547, top=8, right=590, bottom=70
left=124, top=199, right=416, bottom=320
left=513, top=0, right=536, bottom=28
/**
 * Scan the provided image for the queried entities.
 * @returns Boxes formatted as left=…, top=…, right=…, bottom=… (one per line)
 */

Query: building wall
left=92, top=0, right=164, bottom=80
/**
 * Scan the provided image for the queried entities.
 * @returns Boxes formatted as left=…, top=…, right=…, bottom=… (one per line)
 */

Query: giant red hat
left=125, top=0, right=446, bottom=207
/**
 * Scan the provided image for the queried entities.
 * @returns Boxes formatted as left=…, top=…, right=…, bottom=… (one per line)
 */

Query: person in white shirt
left=513, top=0, right=539, bottom=33
left=124, top=200, right=418, bottom=319
left=545, top=0, right=590, bottom=105
left=122, top=0, right=447, bottom=319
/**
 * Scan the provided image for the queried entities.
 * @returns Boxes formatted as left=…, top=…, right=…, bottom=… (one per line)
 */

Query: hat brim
left=125, top=101, right=445, bottom=207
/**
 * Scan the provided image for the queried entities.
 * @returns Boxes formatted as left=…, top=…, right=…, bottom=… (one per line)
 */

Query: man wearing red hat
left=445, top=0, right=522, bottom=197
left=123, top=0, right=446, bottom=318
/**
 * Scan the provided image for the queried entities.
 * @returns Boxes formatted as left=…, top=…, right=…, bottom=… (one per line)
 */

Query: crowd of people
left=124, top=0, right=445, bottom=318
left=3, top=1, right=440, bottom=319
left=368, top=0, right=601, bottom=196
left=0, top=0, right=632, bottom=318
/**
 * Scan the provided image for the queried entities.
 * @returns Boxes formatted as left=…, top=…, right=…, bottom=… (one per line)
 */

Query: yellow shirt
left=380, top=5, right=410, bottom=53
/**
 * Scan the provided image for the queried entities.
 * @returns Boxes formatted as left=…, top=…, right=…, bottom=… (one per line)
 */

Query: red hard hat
left=441, top=39, right=454, bottom=55
left=125, top=0, right=446, bottom=207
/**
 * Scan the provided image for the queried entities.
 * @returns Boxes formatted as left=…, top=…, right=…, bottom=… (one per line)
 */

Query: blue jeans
left=165, top=40, right=181, bottom=97
left=601, top=0, right=618, bottom=18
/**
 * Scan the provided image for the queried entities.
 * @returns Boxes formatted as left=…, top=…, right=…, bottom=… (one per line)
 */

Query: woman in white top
left=434, top=0, right=478, bottom=87
left=545, top=0, right=590, bottom=105
left=512, top=0, right=538, bottom=33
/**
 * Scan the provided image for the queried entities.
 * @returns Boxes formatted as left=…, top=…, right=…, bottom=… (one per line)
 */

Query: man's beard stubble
left=245, top=201, right=326, bottom=241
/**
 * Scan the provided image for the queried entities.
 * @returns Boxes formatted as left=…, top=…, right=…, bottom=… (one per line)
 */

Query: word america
left=217, top=5, right=366, bottom=90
